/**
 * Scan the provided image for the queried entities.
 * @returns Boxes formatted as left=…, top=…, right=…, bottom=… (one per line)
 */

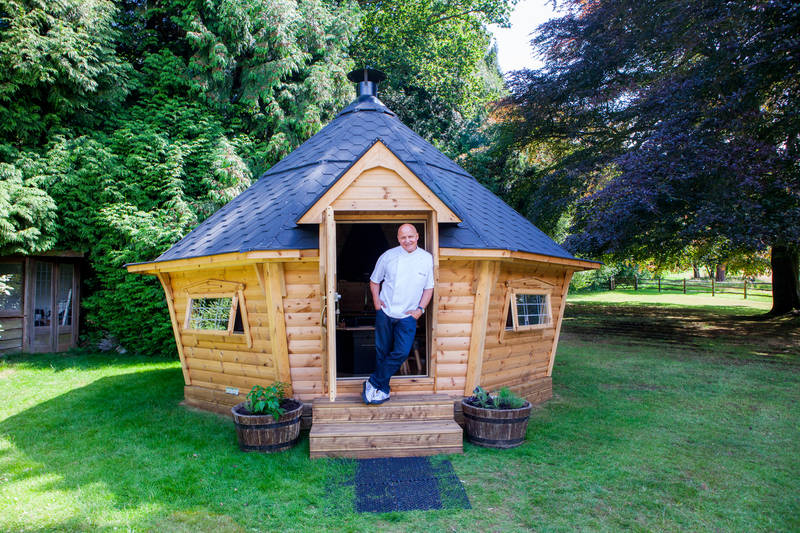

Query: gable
left=297, top=141, right=460, bottom=224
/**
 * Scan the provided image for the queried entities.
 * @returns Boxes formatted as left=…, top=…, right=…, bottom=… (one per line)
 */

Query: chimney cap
left=347, top=67, right=386, bottom=84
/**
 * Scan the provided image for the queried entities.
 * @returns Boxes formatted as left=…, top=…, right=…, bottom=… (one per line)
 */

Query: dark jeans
left=368, top=309, right=417, bottom=394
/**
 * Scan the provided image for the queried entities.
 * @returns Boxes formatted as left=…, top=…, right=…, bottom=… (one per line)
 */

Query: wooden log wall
left=283, top=262, right=323, bottom=401
left=435, top=259, right=476, bottom=395
left=479, top=260, right=570, bottom=402
left=0, top=317, right=23, bottom=354
left=167, top=255, right=570, bottom=412
left=168, top=265, right=276, bottom=409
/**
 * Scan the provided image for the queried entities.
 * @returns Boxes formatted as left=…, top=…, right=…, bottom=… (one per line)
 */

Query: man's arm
left=370, top=281, right=384, bottom=311
left=406, top=288, right=433, bottom=319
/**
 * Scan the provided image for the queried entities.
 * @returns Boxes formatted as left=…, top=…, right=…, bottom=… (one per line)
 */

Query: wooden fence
left=606, top=277, right=772, bottom=299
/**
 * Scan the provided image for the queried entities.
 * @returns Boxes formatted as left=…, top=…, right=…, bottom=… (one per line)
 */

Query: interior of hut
left=334, top=222, right=428, bottom=379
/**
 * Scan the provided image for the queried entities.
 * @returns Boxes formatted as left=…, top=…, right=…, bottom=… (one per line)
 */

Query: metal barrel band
left=234, top=417, right=300, bottom=430
left=466, top=435, right=525, bottom=446
left=239, top=435, right=301, bottom=452
left=463, top=412, right=529, bottom=424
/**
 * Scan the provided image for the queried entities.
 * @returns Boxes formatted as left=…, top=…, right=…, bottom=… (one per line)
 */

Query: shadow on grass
left=0, top=349, right=166, bottom=372
left=0, top=365, right=348, bottom=530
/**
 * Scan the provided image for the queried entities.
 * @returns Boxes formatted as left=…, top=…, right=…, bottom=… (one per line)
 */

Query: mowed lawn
left=0, top=296, right=798, bottom=532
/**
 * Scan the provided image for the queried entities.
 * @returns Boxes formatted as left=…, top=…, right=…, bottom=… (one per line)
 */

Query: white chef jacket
left=370, top=246, right=434, bottom=319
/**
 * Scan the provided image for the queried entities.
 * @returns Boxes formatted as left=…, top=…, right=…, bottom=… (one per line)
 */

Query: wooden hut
left=127, top=69, right=599, bottom=457
left=0, top=252, right=82, bottom=355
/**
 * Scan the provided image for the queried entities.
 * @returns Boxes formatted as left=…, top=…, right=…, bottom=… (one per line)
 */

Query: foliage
left=0, top=162, right=57, bottom=255
left=0, top=0, right=130, bottom=151
left=0, top=0, right=360, bottom=355
left=468, top=386, right=526, bottom=410
left=350, top=0, right=511, bottom=155
left=245, top=382, right=287, bottom=419
left=507, top=0, right=800, bottom=312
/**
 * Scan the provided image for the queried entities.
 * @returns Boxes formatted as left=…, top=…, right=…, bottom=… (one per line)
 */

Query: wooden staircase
left=309, top=394, right=463, bottom=459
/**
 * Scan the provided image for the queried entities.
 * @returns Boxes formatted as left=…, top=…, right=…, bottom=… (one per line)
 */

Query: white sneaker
left=370, top=388, right=390, bottom=404
left=362, top=380, right=376, bottom=404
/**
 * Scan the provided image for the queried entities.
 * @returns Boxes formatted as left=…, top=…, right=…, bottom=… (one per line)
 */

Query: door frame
left=320, top=210, right=438, bottom=400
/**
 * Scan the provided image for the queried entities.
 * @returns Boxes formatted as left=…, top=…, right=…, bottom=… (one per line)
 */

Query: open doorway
left=334, top=222, right=428, bottom=379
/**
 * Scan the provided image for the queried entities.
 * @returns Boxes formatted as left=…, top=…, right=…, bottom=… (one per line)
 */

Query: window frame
left=507, top=290, right=552, bottom=331
left=0, top=260, right=25, bottom=318
left=182, top=280, right=252, bottom=347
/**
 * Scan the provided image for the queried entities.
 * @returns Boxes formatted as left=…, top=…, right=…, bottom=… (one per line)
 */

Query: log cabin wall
left=169, top=265, right=275, bottom=412
left=283, top=261, right=323, bottom=401
left=436, top=258, right=477, bottom=396
left=479, top=260, right=571, bottom=404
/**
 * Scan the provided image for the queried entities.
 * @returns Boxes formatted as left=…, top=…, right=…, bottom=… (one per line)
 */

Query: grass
left=1, top=305, right=798, bottom=531
left=567, top=288, right=772, bottom=311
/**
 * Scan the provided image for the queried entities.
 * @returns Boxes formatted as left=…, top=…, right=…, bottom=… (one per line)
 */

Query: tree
left=1, top=0, right=361, bottom=355
left=507, top=0, right=800, bottom=313
left=0, top=162, right=57, bottom=255
left=350, top=0, right=511, bottom=155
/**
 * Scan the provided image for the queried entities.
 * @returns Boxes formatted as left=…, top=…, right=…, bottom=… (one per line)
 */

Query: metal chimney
left=347, top=67, right=387, bottom=98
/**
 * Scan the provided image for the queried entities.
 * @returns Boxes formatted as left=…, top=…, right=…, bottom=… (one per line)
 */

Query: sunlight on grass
left=0, top=343, right=797, bottom=531
left=567, top=289, right=772, bottom=312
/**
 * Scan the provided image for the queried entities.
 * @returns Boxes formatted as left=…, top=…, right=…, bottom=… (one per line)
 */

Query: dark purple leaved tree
left=507, top=0, right=800, bottom=313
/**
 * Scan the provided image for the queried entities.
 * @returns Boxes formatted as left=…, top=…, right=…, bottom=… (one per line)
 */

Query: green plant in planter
left=470, top=386, right=526, bottom=409
left=246, top=382, right=287, bottom=419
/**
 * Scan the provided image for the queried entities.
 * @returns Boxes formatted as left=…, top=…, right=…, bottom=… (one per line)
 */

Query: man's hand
left=374, top=298, right=385, bottom=311
left=405, top=308, right=423, bottom=320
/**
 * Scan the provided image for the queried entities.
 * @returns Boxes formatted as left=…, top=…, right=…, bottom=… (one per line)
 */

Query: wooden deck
left=309, top=394, right=463, bottom=459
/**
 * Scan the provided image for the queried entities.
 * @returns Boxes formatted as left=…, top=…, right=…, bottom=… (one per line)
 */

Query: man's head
left=397, top=223, right=419, bottom=253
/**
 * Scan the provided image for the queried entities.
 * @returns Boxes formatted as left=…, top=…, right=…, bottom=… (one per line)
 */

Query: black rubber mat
left=353, top=457, right=471, bottom=513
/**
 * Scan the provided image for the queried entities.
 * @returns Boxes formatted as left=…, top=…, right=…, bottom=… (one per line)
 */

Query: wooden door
left=324, top=207, right=338, bottom=400
left=30, top=261, right=54, bottom=352
left=29, top=261, right=77, bottom=353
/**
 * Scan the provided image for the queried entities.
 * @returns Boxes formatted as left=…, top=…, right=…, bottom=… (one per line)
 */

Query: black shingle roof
left=154, top=95, right=578, bottom=263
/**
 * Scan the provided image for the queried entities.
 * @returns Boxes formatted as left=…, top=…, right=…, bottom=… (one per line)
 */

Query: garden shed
left=0, top=252, right=82, bottom=355
left=127, top=69, right=599, bottom=457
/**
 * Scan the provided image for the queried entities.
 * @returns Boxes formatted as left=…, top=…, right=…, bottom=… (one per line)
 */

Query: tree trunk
left=770, top=244, right=800, bottom=314
left=692, top=264, right=700, bottom=278
left=715, top=263, right=726, bottom=282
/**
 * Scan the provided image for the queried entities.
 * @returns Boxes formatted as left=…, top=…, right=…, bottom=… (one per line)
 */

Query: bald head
left=397, top=224, right=419, bottom=253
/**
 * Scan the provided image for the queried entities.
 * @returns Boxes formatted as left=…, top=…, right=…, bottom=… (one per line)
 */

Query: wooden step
left=312, top=394, right=455, bottom=423
left=309, top=419, right=463, bottom=459
left=309, top=394, right=463, bottom=458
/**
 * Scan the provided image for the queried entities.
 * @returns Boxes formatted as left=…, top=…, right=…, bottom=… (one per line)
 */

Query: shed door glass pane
left=34, top=262, right=52, bottom=327
left=515, top=293, right=547, bottom=326
left=57, top=264, right=74, bottom=326
left=0, top=263, right=23, bottom=312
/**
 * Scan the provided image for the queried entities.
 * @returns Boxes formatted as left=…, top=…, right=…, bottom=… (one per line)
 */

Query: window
left=182, top=280, right=250, bottom=345
left=0, top=263, right=23, bottom=315
left=505, top=291, right=551, bottom=332
left=188, top=297, right=238, bottom=331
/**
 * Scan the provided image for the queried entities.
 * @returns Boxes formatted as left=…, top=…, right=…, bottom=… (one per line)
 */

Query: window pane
left=34, top=262, right=52, bottom=327
left=57, top=264, right=74, bottom=326
left=514, top=293, right=547, bottom=326
left=0, top=263, right=23, bottom=312
left=189, top=297, right=232, bottom=330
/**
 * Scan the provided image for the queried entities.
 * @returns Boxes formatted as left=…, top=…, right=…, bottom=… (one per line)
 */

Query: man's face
left=397, top=224, right=419, bottom=253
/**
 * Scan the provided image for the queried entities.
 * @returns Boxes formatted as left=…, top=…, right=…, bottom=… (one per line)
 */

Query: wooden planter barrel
left=231, top=401, right=303, bottom=453
left=461, top=399, right=532, bottom=449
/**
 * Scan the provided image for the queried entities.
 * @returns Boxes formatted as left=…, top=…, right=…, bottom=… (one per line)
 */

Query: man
left=362, top=223, right=434, bottom=404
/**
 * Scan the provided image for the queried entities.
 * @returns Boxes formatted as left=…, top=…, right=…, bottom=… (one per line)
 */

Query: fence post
left=683, top=279, right=686, bottom=294
left=658, top=277, right=661, bottom=293
left=711, top=278, right=715, bottom=297
left=743, top=280, right=747, bottom=300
